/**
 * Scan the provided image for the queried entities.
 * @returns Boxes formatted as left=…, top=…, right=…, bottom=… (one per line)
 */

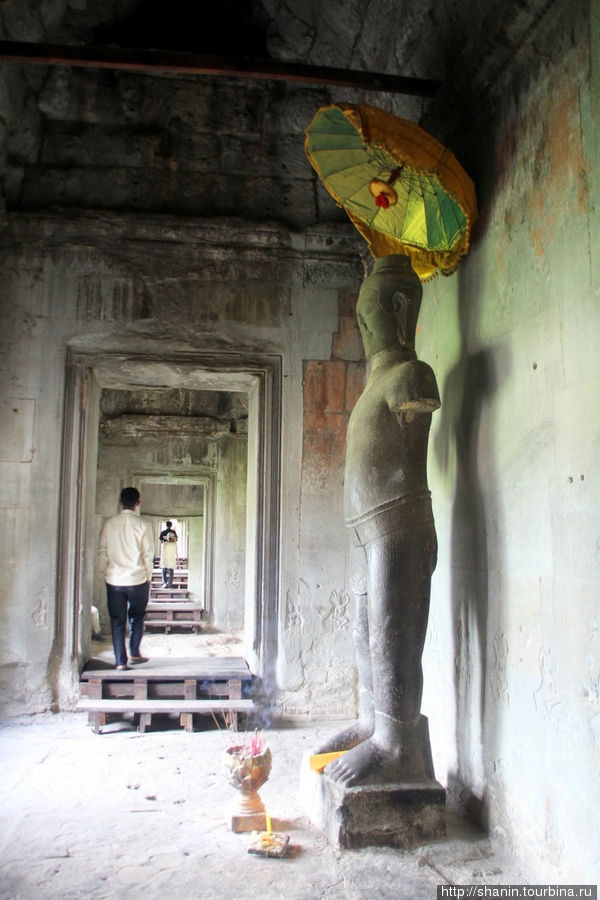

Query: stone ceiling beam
left=0, top=40, right=441, bottom=98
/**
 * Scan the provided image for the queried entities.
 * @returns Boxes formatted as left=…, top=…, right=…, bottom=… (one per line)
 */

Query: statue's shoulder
left=384, top=359, right=440, bottom=413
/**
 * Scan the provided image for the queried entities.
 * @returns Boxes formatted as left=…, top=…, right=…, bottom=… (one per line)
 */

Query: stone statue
left=318, top=253, right=440, bottom=787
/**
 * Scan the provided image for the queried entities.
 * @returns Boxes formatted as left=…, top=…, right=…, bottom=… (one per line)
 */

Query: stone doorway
left=54, top=347, right=282, bottom=706
left=95, top=384, right=248, bottom=633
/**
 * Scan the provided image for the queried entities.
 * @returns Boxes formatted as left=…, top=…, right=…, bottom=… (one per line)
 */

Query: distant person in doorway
left=98, top=487, right=154, bottom=670
left=160, top=525, right=179, bottom=589
left=159, top=520, right=178, bottom=544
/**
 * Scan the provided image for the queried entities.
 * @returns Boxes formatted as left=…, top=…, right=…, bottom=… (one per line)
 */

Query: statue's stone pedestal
left=299, top=753, right=445, bottom=849
left=318, top=777, right=446, bottom=849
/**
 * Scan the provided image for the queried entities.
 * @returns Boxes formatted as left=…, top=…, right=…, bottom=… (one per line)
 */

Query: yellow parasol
left=305, top=103, right=477, bottom=281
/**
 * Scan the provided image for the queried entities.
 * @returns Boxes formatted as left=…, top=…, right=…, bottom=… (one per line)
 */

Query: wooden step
left=152, top=577, right=188, bottom=583
left=144, top=618, right=202, bottom=633
left=152, top=580, right=188, bottom=585
left=151, top=588, right=189, bottom=596
left=147, top=602, right=203, bottom=611
left=151, top=585, right=188, bottom=590
left=80, top=680, right=238, bottom=700
left=145, top=603, right=204, bottom=628
left=145, top=616, right=202, bottom=624
left=76, top=697, right=254, bottom=734
left=81, top=656, right=252, bottom=681
left=152, top=571, right=188, bottom=574
left=77, top=698, right=254, bottom=712
left=79, top=657, right=254, bottom=732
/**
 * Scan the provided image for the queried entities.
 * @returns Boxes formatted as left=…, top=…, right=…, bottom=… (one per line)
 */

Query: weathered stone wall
left=278, top=288, right=365, bottom=715
left=418, top=0, right=600, bottom=879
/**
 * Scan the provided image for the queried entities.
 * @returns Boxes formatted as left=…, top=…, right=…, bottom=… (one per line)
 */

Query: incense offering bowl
left=224, top=744, right=272, bottom=796
left=224, top=740, right=272, bottom=831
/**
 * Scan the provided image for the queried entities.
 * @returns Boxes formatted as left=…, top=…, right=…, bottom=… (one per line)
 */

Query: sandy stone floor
left=0, top=634, right=528, bottom=899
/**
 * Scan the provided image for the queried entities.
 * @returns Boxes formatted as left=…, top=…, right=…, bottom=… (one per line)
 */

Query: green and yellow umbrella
left=305, top=103, right=477, bottom=282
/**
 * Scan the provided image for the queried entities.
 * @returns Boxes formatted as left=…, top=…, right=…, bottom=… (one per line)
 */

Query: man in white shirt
left=98, top=487, right=154, bottom=670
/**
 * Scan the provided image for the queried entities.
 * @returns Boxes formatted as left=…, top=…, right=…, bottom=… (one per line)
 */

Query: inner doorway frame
left=55, top=346, right=282, bottom=704
left=127, top=470, right=216, bottom=621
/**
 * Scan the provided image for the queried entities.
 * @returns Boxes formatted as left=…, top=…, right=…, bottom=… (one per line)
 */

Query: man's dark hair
left=166, top=520, right=172, bottom=527
left=120, top=487, right=140, bottom=508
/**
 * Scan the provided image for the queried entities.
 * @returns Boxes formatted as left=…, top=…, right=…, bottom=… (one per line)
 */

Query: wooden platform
left=150, top=564, right=192, bottom=602
left=150, top=587, right=191, bottom=600
left=144, top=601, right=204, bottom=633
left=78, top=656, right=255, bottom=734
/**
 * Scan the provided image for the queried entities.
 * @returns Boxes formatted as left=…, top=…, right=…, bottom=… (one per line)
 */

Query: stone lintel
left=1, top=211, right=360, bottom=261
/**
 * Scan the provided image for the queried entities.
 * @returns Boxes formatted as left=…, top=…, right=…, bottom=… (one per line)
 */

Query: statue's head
left=356, top=254, right=423, bottom=359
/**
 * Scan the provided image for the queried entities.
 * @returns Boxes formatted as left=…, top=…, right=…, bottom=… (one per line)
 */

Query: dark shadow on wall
left=434, top=271, right=509, bottom=831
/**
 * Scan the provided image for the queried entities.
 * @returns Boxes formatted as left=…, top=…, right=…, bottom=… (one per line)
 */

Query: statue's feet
left=324, top=717, right=434, bottom=787
left=324, top=735, right=391, bottom=786
left=314, top=719, right=374, bottom=755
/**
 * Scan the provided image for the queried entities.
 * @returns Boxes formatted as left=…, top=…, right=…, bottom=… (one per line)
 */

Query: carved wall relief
left=32, top=587, right=49, bottom=629
left=321, top=589, right=350, bottom=631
